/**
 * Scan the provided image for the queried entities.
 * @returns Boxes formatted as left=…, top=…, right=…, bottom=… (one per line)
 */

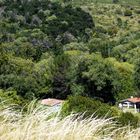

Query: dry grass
left=0, top=103, right=140, bottom=140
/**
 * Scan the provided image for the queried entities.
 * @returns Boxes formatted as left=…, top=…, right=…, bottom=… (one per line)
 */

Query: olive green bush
left=117, top=112, right=139, bottom=128
left=61, top=95, right=120, bottom=118
left=134, top=9, right=140, bottom=14
left=0, top=89, right=25, bottom=105
left=124, top=9, right=132, bottom=16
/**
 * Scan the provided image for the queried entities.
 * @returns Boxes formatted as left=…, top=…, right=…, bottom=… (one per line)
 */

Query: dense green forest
left=0, top=0, right=140, bottom=107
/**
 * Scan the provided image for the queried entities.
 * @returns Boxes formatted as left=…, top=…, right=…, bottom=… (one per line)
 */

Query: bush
left=124, top=10, right=132, bottom=16
left=0, top=89, right=26, bottom=105
left=107, top=26, right=118, bottom=36
left=118, top=112, right=139, bottom=128
left=61, top=95, right=119, bottom=118
left=112, top=0, right=119, bottom=4
left=93, top=26, right=107, bottom=34
left=134, top=9, right=140, bottom=14
left=115, top=9, right=123, bottom=15
left=2, top=0, right=94, bottom=44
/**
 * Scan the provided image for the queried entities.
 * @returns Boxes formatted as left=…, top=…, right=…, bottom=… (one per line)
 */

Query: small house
left=40, top=98, right=64, bottom=112
left=119, top=97, right=140, bottom=113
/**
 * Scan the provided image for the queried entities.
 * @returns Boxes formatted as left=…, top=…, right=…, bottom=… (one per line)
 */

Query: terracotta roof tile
left=41, top=98, right=64, bottom=106
left=127, top=98, right=140, bottom=103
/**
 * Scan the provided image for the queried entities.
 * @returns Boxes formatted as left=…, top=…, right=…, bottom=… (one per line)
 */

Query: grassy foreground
left=0, top=104, right=140, bottom=140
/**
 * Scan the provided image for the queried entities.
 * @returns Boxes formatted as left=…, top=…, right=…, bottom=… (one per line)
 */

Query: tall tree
left=134, top=59, right=140, bottom=97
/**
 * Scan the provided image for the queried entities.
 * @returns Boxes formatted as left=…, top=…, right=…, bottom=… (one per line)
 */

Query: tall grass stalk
left=0, top=103, right=139, bottom=140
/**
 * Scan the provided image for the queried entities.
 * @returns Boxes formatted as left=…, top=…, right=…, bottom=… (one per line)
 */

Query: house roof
left=41, top=98, right=64, bottom=106
left=127, top=98, right=140, bottom=103
left=121, top=97, right=140, bottom=103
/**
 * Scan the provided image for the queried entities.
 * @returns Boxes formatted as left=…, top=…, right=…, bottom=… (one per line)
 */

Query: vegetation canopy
left=0, top=0, right=140, bottom=138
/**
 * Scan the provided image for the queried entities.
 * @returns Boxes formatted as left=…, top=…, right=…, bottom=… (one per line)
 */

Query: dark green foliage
left=0, top=51, right=54, bottom=100
left=107, top=26, right=118, bottom=36
left=88, top=38, right=114, bottom=57
left=61, top=95, right=119, bottom=118
left=45, top=5, right=94, bottom=42
left=115, top=9, right=123, bottom=15
left=134, top=9, right=140, bottom=14
left=116, top=17, right=123, bottom=27
left=0, top=0, right=95, bottom=102
left=1, top=0, right=94, bottom=44
left=124, top=9, right=132, bottom=16
left=134, top=59, right=140, bottom=96
left=93, top=26, right=107, bottom=34
left=80, top=55, right=118, bottom=103
left=73, top=53, right=135, bottom=103
left=118, top=112, right=139, bottom=128
left=112, top=0, right=119, bottom=4
left=0, top=0, right=140, bottom=121
left=52, top=54, right=71, bottom=99
left=62, top=96, right=140, bottom=128
left=0, top=89, right=26, bottom=105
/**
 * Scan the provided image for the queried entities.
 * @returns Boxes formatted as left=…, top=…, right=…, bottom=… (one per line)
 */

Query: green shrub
left=2, top=0, right=94, bottom=44
left=0, top=89, right=26, bottom=105
left=107, top=26, right=118, bottom=36
left=124, top=9, right=132, bottom=16
left=112, top=0, right=119, bottom=4
left=93, top=26, right=107, bottom=34
left=118, top=112, right=139, bottom=128
left=61, top=95, right=119, bottom=118
left=115, top=9, right=123, bottom=15
left=116, top=17, right=123, bottom=27
left=134, top=9, right=140, bottom=14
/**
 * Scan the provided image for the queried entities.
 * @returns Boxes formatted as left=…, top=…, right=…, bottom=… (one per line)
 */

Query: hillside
left=0, top=0, right=140, bottom=136
left=63, top=0, right=140, bottom=6
left=1, top=0, right=140, bottom=102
